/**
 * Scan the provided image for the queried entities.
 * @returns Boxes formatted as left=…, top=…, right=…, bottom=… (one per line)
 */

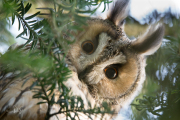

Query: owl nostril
left=108, top=40, right=112, bottom=43
left=78, top=71, right=85, bottom=81
left=77, top=65, right=94, bottom=82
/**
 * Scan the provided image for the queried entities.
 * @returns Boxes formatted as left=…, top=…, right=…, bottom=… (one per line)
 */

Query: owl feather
left=0, top=0, right=164, bottom=120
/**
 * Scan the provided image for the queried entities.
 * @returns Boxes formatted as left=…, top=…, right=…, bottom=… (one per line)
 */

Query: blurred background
left=0, top=0, right=180, bottom=120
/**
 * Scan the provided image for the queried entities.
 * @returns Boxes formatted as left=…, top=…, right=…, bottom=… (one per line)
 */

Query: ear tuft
left=107, top=0, right=130, bottom=26
left=131, top=23, right=165, bottom=55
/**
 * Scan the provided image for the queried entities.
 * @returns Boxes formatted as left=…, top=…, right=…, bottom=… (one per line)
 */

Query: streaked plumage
left=0, top=0, right=164, bottom=120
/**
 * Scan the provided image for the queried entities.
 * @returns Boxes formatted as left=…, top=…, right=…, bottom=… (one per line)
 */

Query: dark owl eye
left=104, top=67, right=118, bottom=79
left=81, top=41, right=94, bottom=54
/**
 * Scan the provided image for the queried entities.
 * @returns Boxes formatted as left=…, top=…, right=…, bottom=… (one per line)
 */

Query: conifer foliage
left=0, top=0, right=113, bottom=119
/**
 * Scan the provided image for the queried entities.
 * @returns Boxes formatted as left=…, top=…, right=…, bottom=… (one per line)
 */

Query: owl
left=0, top=0, right=164, bottom=120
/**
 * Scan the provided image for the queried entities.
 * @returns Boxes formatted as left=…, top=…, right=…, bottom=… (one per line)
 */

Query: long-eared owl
left=0, top=0, right=164, bottom=120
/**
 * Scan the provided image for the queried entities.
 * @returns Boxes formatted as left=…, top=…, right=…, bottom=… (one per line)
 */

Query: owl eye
left=104, top=67, right=118, bottom=79
left=81, top=41, right=94, bottom=54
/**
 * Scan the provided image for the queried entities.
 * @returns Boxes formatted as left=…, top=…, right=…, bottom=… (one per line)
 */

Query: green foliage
left=131, top=18, right=180, bottom=120
left=0, top=0, right=113, bottom=120
left=0, top=19, right=15, bottom=47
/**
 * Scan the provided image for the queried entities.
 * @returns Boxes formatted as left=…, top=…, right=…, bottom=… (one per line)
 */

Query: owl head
left=67, top=0, right=164, bottom=112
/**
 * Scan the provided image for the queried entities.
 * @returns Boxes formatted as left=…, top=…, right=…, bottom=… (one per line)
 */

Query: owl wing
left=0, top=73, right=49, bottom=120
left=0, top=65, right=96, bottom=120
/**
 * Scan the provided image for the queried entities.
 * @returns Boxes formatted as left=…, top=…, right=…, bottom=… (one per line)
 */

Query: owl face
left=0, top=1, right=165, bottom=120
left=68, top=19, right=141, bottom=102
left=67, top=0, right=164, bottom=107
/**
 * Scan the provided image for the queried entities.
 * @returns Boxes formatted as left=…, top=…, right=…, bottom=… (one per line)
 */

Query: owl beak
left=77, top=65, right=93, bottom=82
left=78, top=72, right=84, bottom=81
